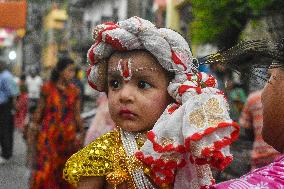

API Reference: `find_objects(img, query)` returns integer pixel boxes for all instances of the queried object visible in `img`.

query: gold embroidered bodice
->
[63,130,161,189]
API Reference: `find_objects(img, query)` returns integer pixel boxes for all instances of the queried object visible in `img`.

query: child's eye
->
[138,81,152,89]
[109,79,121,89]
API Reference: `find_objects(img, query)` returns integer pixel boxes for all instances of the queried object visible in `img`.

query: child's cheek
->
[145,92,170,116]
[107,94,118,119]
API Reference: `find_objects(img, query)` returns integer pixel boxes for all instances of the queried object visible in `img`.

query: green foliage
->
[188,0,284,47]
[248,0,273,15]
[248,0,284,15]
[189,0,250,47]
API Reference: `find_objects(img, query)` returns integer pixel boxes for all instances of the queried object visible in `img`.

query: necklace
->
[120,129,156,189]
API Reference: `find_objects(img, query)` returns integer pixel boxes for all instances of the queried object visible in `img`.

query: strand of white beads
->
[120,129,156,189]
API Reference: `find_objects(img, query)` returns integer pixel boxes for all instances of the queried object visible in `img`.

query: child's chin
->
[120,126,141,132]
[119,123,153,132]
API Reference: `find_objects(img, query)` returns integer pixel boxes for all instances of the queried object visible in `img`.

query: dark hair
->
[50,57,74,82]
[20,74,26,81]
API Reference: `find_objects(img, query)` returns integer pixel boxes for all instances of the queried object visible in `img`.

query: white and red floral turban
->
[87,16,239,189]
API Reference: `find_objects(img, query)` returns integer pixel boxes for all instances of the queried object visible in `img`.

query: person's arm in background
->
[5,76,19,109]
[30,96,45,129]
[239,95,254,141]
[74,89,85,145]
[28,85,46,141]
[31,82,48,125]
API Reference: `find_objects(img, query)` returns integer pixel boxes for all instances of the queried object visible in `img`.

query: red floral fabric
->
[14,92,28,131]
[30,82,80,189]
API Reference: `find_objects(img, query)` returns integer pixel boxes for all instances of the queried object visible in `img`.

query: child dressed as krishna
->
[63,16,239,189]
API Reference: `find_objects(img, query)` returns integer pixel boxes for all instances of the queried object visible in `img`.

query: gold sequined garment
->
[63,130,170,189]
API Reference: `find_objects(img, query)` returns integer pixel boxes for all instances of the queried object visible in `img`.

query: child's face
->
[107,51,172,132]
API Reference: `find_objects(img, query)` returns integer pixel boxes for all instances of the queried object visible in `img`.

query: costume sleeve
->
[63,131,117,186]
[183,92,239,170]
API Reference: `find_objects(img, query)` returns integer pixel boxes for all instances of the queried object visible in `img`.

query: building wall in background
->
[83,0,127,34]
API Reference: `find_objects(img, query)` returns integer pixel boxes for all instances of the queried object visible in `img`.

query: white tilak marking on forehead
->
[117,58,133,81]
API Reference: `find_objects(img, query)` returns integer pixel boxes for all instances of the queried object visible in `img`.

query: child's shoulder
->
[63,130,120,186]
[87,130,120,151]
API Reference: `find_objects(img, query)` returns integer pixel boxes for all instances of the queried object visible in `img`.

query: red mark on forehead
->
[118,58,132,81]
[121,59,130,78]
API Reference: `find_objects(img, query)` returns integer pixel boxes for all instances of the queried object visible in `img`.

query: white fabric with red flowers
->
[86,16,239,189]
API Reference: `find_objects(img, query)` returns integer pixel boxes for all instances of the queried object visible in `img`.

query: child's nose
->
[119,84,135,103]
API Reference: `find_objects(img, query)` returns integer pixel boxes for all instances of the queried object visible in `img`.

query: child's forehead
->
[108,52,163,70]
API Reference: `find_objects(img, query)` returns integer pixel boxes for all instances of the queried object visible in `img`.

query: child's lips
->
[119,109,136,119]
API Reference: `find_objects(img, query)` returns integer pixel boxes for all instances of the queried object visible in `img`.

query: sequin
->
[191,140,205,156]
[63,131,119,186]
[92,24,108,40]
[128,156,143,173]
[206,98,224,114]
[160,137,174,147]
[188,98,225,128]
[188,109,205,128]
[160,153,180,162]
